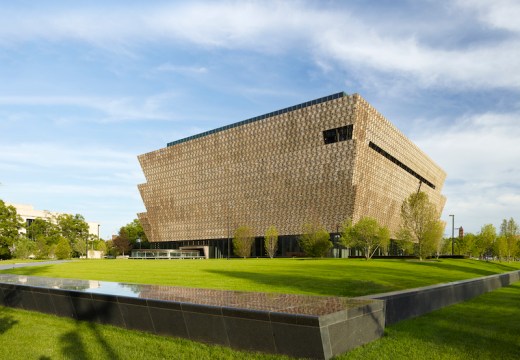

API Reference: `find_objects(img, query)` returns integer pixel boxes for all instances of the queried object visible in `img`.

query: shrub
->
[299,223,332,258]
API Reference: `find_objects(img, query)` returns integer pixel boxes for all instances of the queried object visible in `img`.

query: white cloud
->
[413,110,520,232]
[156,64,208,74]
[2,2,520,90]
[455,0,520,32]
[0,94,178,122]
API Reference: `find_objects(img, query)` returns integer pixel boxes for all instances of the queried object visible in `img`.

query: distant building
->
[8,203,100,237]
[137,92,446,257]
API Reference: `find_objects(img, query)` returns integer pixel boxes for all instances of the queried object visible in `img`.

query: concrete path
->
[0,260,71,271]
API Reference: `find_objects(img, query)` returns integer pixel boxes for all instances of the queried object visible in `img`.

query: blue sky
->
[0,0,519,238]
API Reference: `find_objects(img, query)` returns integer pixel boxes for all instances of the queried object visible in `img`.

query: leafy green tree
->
[27,218,61,258]
[73,237,87,258]
[0,200,24,259]
[264,226,278,258]
[494,236,508,261]
[299,223,332,258]
[105,239,117,257]
[55,236,72,259]
[57,214,89,254]
[440,237,453,256]
[13,236,36,259]
[34,235,50,259]
[27,217,59,242]
[233,226,255,258]
[340,217,390,260]
[456,232,477,257]
[398,192,444,260]
[118,219,149,249]
[94,239,107,254]
[475,224,496,259]
[499,218,518,262]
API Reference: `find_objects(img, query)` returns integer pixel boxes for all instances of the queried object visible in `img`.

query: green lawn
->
[0,259,45,264]
[0,281,519,359]
[1,258,519,359]
[341,282,520,360]
[0,306,289,360]
[2,258,519,297]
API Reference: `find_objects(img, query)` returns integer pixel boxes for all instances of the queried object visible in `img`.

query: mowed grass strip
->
[0,306,291,360]
[0,282,519,359]
[1,258,520,297]
[341,282,520,360]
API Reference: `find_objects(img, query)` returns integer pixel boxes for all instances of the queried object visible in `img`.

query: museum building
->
[137,92,446,258]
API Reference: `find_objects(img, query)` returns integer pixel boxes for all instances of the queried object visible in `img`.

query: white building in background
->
[7,203,100,237]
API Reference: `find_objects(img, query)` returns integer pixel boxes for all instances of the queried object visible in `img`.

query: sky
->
[0,0,519,238]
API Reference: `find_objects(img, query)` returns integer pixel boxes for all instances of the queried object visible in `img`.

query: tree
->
[112,228,132,256]
[264,226,278,258]
[475,224,496,259]
[57,214,89,256]
[27,218,61,259]
[13,236,36,259]
[340,217,390,260]
[73,237,87,258]
[233,226,255,258]
[0,200,24,259]
[118,219,149,249]
[34,235,50,259]
[299,223,332,258]
[105,239,117,257]
[398,192,444,260]
[113,231,132,256]
[55,236,72,259]
[499,218,518,262]
[456,232,477,257]
[94,239,107,254]
[440,237,453,256]
[494,236,508,261]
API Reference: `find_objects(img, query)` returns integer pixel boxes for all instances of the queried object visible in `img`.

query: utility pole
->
[449,214,455,256]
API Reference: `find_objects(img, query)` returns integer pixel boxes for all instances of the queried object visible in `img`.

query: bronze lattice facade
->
[137,92,446,256]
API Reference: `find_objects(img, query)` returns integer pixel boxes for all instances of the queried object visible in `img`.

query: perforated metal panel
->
[138,93,446,242]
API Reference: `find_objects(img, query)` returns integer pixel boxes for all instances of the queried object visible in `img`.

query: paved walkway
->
[0,260,71,271]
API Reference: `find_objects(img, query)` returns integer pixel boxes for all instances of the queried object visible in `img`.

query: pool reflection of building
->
[136,284,368,315]
[137,92,446,258]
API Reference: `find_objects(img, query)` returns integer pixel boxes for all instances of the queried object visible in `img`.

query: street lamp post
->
[227,211,230,260]
[449,214,455,256]
[137,238,142,250]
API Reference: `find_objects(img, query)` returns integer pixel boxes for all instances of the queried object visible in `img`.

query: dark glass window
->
[338,125,353,141]
[323,124,353,144]
[323,129,337,144]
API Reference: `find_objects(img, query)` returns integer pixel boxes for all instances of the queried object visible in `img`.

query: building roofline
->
[166,91,347,147]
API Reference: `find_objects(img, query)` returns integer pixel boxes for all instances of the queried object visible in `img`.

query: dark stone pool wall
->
[2,269,519,358]
[358,269,520,325]
[0,276,385,360]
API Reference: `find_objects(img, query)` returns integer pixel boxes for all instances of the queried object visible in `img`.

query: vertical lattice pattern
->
[138,93,446,242]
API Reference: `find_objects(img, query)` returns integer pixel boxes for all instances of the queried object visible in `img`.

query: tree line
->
[0,199,150,259]
[0,199,104,259]
[2,194,518,261]
[231,192,520,261]
[446,218,519,261]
